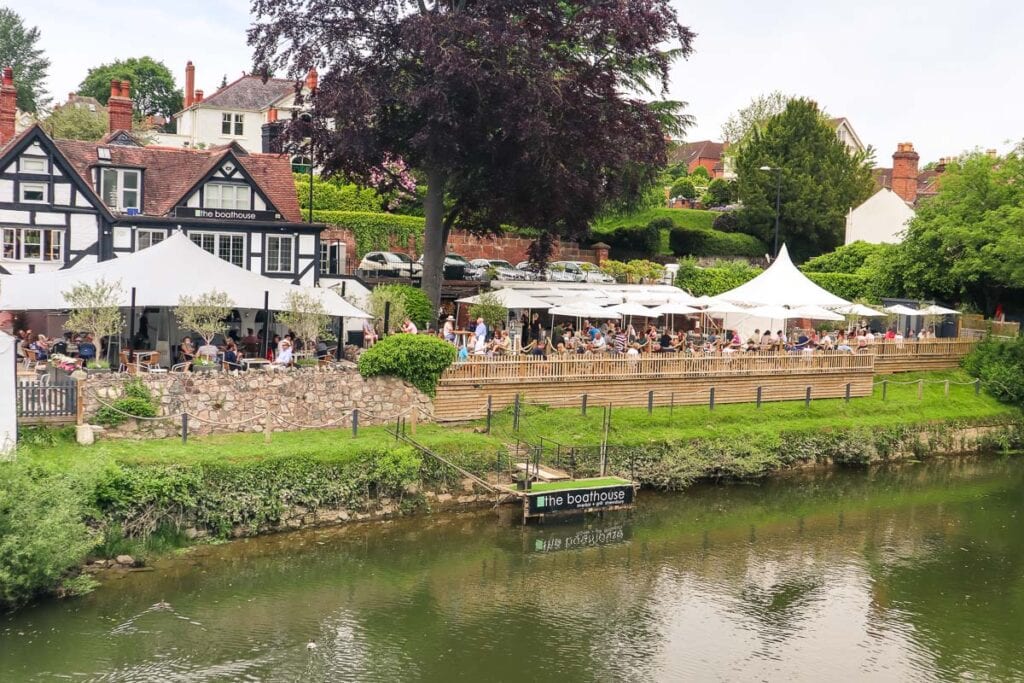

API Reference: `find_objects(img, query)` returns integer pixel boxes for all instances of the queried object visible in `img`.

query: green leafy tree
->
[689,165,711,182]
[78,57,183,120]
[369,284,433,332]
[670,178,697,200]
[801,240,891,274]
[41,104,108,141]
[675,257,762,296]
[276,290,334,352]
[720,90,791,150]
[899,146,1024,316]
[63,278,124,366]
[704,178,734,207]
[0,8,51,113]
[734,98,875,261]
[468,291,508,331]
[175,291,234,346]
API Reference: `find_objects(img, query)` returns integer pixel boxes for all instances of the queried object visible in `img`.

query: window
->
[2,227,62,262]
[137,229,165,251]
[99,168,141,212]
[265,235,294,273]
[204,183,252,210]
[320,241,344,275]
[20,183,46,203]
[222,113,244,136]
[21,158,46,173]
[190,232,245,268]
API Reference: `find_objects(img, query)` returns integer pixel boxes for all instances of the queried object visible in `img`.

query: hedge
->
[669,226,766,257]
[593,207,717,232]
[313,210,425,257]
[803,272,870,301]
[674,258,762,296]
[358,334,457,396]
[599,221,662,258]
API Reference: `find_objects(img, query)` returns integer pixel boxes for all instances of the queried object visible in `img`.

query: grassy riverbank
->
[4,370,1022,609]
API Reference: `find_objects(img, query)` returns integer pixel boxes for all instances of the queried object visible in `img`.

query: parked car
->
[415,253,484,280]
[544,261,584,282]
[358,251,422,278]
[567,261,616,284]
[470,258,534,281]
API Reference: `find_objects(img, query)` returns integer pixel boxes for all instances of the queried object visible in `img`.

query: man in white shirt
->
[401,318,418,334]
[474,317,487,341]
[591,332,607,353]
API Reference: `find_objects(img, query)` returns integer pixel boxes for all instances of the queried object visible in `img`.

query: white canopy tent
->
[548,304,621,321]
[717,244,851,308]
[606,302,658,318]
[0,232,370,319]
[456,288,552,310]
[788,305,845,321]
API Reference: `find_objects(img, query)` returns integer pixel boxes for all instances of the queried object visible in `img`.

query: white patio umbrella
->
[456,288,552,310]
[832,303,886,317]
[884,304,923,316]
[548,304,621,320]
[788,304,845,321]
[745,304,795,320]
[919,304,960,316]
[606,302,659,317]
[650,302,700,333]
[700,300,746,314]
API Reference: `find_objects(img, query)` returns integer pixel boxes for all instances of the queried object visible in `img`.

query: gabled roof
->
[54,138,302,221]
[185,75,296,112]
[668,140,725,166]
[716,244,850,308]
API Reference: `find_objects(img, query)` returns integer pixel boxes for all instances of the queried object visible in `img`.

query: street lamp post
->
[759,165,782,258]
[300,113,315,223]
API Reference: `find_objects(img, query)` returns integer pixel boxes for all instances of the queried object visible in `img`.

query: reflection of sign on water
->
[533,525,628,552]
[527,485,634,516]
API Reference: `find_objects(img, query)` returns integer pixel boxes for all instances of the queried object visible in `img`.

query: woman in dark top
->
[529,313,542,343]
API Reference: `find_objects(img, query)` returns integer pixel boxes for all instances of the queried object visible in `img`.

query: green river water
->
[2,456,1024,682]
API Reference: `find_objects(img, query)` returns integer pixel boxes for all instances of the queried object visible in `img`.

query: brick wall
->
[321,227,597,274]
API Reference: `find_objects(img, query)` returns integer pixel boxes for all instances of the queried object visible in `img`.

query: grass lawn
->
[529,477,633,493]
[18,371,1018,470]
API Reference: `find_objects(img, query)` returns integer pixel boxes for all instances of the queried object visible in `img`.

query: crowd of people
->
[15,330,97,365]
[175,327,332,370]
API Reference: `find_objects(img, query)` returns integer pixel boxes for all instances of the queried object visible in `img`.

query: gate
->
[16,378,79,424]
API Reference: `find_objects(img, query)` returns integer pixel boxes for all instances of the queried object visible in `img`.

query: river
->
[2,456,1023,682]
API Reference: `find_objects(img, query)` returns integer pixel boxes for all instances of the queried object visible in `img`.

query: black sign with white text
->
[527,485,635,515]
[174,207,282,222]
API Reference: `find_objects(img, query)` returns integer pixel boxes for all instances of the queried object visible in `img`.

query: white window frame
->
[320,241,344,276]
[20,182,47,203]
[222,112,244,136]
[21,157,46,173]
[1,227,63,262]
[204,183,252,210]
[99,168,141,212]
[265,235,294,274]
[189,231,246,268]
[137,229,166,251]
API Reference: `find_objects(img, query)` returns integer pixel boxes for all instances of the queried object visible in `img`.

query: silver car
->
[358,251,422,278]
[471,258,533,281]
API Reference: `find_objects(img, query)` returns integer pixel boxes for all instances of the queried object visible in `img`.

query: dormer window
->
[100,168,141,212]
[205,183,251,210]
[222,113,244,136]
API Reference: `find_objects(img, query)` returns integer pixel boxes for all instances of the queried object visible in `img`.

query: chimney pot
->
[110,79,120,99]
[891,141,920,205]
[185,60,195,108]
[120,80,131,98]
[195,89,204,103]
[267,108,278,123]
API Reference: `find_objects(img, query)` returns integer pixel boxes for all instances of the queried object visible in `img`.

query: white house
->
[844,188,915,244]
[154,61,316,159]
[829,117,866,156]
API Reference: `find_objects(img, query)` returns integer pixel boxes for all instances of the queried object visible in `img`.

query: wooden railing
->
[870,338,979,359]
[16,378,79,423]
[440,351,875,385]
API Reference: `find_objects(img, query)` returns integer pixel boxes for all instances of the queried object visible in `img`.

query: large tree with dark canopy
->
[0,8,51,113]
[249,0,694,311]
[78,57,183,121]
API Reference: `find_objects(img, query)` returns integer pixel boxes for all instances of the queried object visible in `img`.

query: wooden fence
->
[872,339,978,373]
[16,378,80,425]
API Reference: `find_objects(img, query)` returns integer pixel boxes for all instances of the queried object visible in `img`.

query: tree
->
[704,178,734,207]
[733,98,875,261]
[0,8,51,113]
[670,178,697,200]
[175,291,234,346]
[368,284,433,332]
[78,57,182,120]
[690,165,711,182]
[899,146,1024,316]
[250,1,695,311]
[41,104,107,141]
[276,290,333,353]
[62,279,124,366]
[720,90,791,149]
[467,292,507,332]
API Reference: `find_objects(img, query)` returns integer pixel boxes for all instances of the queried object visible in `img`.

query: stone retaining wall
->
[82,367,433,439]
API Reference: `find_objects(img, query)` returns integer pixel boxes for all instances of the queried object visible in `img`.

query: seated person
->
[442,316,456,343]
[489,330,511,355]
[590,331,608,353]
[316,340,329,359]
[178,337,196,365]
[223,341,240,368]
[77,335,97,363]
[273,340,294,367]
[30,334,50,361]
[197,339,219,361]
[363,319,380,347]
[657,331,674,352]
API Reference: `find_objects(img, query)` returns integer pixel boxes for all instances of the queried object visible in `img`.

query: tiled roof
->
[192,75,296,112]
[668,140,725,166]
[55,138,302,221]
[872,167,943,203]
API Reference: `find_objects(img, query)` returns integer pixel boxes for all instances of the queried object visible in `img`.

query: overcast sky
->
[13,0,1021,166]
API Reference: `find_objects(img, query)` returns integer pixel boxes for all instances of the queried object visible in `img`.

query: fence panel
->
[16,379,78,420]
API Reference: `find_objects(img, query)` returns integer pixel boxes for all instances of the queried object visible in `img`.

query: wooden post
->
[383,301,391,338]
[647,390,654,415]
[845,383,851,402]
[513,394,520,432]
[756,386,762,409]
[805,386,811,408]
[975,378,981,396]
[352,408,359,438]
[917,379,924,400]
[581,393,587,416]
[264,424,272,444]
[181,412,188,444]
[75,379,84,425]
[669,392,675,417]
[486,396,492,433]
[882,380,888,401]
[944,380,950,397]
[709,387,715,411]
[409,407,418,435]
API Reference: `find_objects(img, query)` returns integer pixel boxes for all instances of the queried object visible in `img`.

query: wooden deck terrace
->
[433,340,979,421]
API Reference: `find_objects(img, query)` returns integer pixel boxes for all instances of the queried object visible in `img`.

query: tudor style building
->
[0,71,322,285]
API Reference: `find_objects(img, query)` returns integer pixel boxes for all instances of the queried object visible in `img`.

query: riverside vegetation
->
[2,369,1021,610]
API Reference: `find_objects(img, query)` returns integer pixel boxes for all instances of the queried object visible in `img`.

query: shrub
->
[675,258,762,296]
[295,174,383,213]
[712,211,739,233]
[803,272,869,301]
[0,464,94,609]
[369,284,433,331]
[358,334,457,395]
[963,337,1024,406]
[93,378,159,427]
[670,178,696,200]
[801,241,894,274]
[690,165,711,181]
[312,210,425,257]
[705,178,734,207]
[669,226,766,257]
[601,221,662,258]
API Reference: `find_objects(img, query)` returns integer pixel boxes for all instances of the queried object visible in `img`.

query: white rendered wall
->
[0,332,16,456]
[845,189,915,245]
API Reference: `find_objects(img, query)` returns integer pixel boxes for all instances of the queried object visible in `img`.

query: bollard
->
[670,392,675,417]
[882,380,888,401]
[805,386,811,408]
[395,415,401,441]
[181,412,188,444]
[264,425,272,444]
[409,408,418,435]
[352,409,359,438]
[944,380,950,397]
[513,394,521,432]
[582,393,588,416]
[647,390,654,415]
[918,379,924,400]
[486,396,492,434]
[709,387,715,411]
[845,383,851,403]
[756,386,762,409]
[383,301,391,338]
[975,379,981,396]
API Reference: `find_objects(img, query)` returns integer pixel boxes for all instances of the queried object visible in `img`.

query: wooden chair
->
[140,351,165,373]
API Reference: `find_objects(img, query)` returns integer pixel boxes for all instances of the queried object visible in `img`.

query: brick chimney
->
[184,60,195,108]
[305,67,318,92]
[0,67,16,146]
[891,142,919,204]
[194,89,204,103]
[107,79,134,133]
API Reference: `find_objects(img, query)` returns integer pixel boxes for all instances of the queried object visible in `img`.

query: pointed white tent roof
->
[0,231,370,318]
[716,244,850,308]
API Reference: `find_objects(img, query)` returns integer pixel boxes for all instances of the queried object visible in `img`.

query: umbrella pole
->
[128,287,136,351]
[261,290,270,359]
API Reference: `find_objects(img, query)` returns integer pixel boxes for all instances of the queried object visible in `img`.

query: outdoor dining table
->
[240,358,271,370]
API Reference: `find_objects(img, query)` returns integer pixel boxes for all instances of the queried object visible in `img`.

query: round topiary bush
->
[357,334,457,396]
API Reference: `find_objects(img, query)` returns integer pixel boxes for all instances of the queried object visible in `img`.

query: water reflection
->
[1,457,1022,682]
